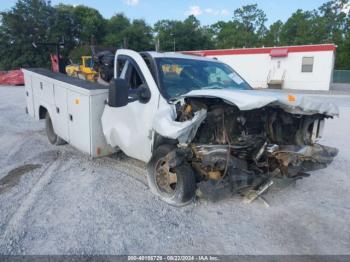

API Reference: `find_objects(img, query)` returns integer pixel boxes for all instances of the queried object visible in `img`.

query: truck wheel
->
[45,112,66,146]
[147,145,196,207]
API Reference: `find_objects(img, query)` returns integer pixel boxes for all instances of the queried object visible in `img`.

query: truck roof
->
[146,51,220,62]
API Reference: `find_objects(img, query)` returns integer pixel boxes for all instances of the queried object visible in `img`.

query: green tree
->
[211,21,240,48]
[73,5,106,44]
[123,19,153,51]
[103,13,130,48]
[263,20,283,46]
[154,15,214,51]
[314,0,350,69]
[212,4,267,48]
[279,9,316,45]
[50,4,79,55]
[0,0,55,70]
[233,4,267,45]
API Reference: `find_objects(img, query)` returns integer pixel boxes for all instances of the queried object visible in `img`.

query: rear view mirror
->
[108,78,128,107]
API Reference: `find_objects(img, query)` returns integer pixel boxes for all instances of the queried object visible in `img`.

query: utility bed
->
[23,68,114,157]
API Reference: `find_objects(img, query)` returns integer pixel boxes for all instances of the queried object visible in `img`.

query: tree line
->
[0,0,349,70]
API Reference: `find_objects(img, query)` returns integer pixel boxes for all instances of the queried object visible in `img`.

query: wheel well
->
[153,133,177,152]
[39,106,47,120]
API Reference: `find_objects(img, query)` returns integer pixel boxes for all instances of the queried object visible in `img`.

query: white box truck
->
[23,49,338,206]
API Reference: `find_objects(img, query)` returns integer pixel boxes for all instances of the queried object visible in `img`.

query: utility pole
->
[155,38,160,52]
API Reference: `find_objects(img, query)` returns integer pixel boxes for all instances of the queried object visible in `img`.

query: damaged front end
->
[153,96,338,201]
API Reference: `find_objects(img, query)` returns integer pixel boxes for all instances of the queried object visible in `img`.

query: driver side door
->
[102,50,160,162]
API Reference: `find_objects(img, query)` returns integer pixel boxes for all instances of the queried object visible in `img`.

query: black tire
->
[45,112,66,146]
[147,145,196,207]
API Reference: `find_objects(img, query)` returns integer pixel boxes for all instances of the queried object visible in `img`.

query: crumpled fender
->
[152,105,207,144]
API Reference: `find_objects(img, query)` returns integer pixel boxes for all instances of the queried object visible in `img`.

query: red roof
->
[183,44,336,57]
[270,48,288,57]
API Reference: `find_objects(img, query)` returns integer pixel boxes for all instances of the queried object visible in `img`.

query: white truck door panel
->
[23,74,35,118]
[53,85,69,142]
[102,50,160,162]
[67,90,91,155]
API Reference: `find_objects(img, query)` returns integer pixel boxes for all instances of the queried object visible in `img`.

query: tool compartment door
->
[23,73,35,118]
[67,90,91,155]
[32,77,54,106]
[53,85,69,142]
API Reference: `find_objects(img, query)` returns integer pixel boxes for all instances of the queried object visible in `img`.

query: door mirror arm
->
[108,79,151,107]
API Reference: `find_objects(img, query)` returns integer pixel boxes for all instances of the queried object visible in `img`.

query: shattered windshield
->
[156,57,251,99]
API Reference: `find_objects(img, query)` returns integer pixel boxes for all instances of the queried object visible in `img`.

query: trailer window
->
[302,57,314,73]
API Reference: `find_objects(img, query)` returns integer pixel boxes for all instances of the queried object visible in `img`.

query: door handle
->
[56,107,60,114]
[69,114,73,121]
[40,82,43,90]
[26,91,29,97]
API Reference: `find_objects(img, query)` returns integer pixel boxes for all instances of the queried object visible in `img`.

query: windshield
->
[155,57,251,99]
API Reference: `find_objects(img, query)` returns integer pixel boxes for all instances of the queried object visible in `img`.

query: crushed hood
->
[180,89,339,117]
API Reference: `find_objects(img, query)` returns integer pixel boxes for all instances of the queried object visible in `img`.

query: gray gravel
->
[0,86,349,255]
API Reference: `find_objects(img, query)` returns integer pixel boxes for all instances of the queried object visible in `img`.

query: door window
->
[127,63,144,89]
[117,58,127,78]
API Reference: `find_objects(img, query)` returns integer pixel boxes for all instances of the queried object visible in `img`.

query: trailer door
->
[102,50,160,162]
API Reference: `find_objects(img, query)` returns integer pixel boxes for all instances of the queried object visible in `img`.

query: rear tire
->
[147,145,196,207]
[45,112,66,146]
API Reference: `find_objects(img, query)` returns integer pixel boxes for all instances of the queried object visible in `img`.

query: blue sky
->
[1,0,329,26]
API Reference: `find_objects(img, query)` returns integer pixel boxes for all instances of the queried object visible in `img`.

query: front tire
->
[147,145,196,207]
[45,112,66,146]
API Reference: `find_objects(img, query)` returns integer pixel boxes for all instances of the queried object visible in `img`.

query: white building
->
[184,44,336,91]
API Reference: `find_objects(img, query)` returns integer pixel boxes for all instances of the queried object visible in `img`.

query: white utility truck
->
[23,49,338,206]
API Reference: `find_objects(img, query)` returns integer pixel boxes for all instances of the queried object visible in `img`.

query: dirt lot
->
[0,86,349,255]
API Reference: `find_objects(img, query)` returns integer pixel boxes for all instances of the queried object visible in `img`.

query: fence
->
[333,70,350,83]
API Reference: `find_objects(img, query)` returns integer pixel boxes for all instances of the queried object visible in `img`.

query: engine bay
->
[172,97,338,198]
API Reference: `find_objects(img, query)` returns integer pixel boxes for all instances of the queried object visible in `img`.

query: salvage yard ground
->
[0,85,349,255]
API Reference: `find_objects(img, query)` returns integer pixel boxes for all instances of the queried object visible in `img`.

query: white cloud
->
[204,8,214,14]
[125,0,139,6]
[220,9,230,16]
[205,7,231,16]
[342,3,350,14]
[186,6,230,17]
[185,6,202,16]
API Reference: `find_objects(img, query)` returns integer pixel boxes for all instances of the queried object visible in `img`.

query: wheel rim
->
[155,158,178,195]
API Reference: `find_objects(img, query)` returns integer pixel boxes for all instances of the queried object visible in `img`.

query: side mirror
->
[138,84,151,104]
[108,78,128,107]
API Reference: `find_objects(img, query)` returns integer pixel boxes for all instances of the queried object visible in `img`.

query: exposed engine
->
[174,97,338,197]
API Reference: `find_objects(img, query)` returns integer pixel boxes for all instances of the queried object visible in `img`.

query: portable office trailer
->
[184,44,336,91]
[23,69,114,157]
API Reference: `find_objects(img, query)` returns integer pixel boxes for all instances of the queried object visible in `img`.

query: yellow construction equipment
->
[66,56,98,82]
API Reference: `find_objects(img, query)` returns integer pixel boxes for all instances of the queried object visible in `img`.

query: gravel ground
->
[0,85,349,255]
